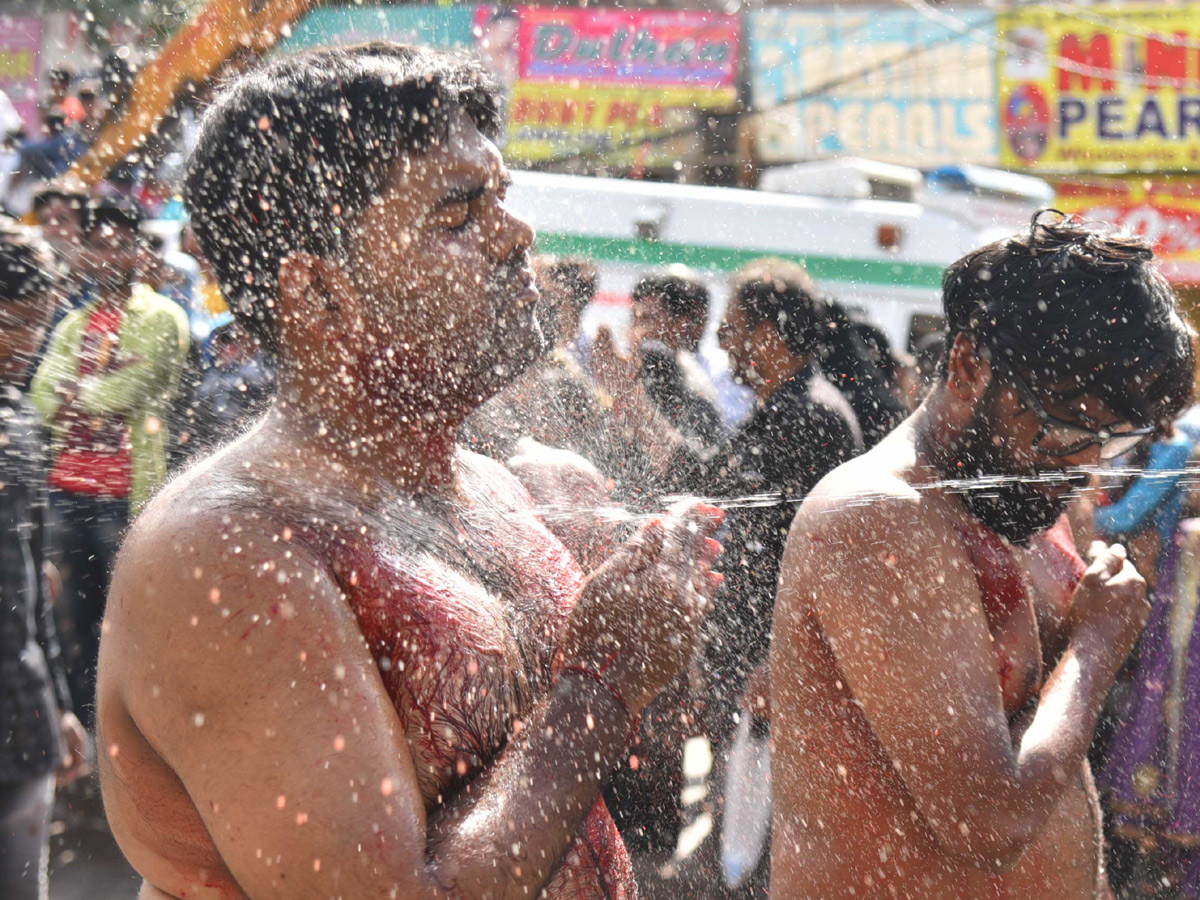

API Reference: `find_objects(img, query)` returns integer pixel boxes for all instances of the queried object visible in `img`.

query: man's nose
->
[491,209,535,262]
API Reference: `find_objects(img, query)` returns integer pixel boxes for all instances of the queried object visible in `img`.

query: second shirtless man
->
[95,45,723,900]
[772,213,1194,898]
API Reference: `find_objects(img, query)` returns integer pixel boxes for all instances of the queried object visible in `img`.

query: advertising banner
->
[748,9,996,166]
[1055,178,1200,284]
[0,15,42,134]
[482,6,739,165]
[998,6,1200,173]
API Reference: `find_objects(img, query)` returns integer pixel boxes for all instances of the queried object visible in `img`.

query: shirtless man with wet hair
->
[96,44,723,900]
[771,213,1195,899]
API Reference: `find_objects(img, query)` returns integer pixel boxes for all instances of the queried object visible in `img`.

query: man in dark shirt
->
[0,220,86,900]
[702,260,862,715]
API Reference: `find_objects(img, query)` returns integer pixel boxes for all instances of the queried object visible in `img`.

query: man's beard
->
[481,302,545,394]
[948,395,1088,545]
[477,254,545,395]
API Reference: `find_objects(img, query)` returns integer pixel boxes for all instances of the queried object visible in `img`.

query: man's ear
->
[946,332,993,402]
[277,252,361,343]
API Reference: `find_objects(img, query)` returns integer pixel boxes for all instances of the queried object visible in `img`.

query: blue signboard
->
[749,8,998,166]
[279,5,478,54]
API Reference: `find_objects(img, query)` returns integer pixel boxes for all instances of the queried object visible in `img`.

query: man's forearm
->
[984,624,1127,859]
[1016,624,1123,782]
[427,669,630,900]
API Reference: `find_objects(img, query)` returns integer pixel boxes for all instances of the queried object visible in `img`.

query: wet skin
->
[771,336,1150,899]
[97,114,722,900]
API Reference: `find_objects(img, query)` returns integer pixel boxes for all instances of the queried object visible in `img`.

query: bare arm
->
[774,493,1146,867]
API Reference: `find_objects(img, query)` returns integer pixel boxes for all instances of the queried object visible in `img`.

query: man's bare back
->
[97,426,635,900]
[771,421,1128,899]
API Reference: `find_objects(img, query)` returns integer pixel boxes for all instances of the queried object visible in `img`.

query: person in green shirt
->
[30,196,188,726]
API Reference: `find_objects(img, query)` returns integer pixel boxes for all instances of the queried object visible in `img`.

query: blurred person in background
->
[42,69,83,130]
[852,319,913,423]
[16,113,86,185]
[819,300,909,448]
[137,232,189,312]
[1091,415,1200,898]
[75,82,102,144]
[96,53,136,137]
[30,196,189,727]
[631,267,727,446]
[913,330,947,394]
[30,185,90,311]
[540,255,594,358]
[700,259,862,733]
[0,90,23,212]
[186,320,275,456]
[0,220,86,900]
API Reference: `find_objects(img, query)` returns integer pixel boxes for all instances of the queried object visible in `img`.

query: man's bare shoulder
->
[117,444,288,572]
[796,439,929,539]
[782,436,970,613]
[106,445,346,685]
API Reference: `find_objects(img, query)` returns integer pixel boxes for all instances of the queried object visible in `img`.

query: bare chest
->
[324,512,583,804]
[959,517,1083,716]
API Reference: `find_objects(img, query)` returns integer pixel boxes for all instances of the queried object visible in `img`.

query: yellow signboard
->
[998,6,1200,174]
[504,82,732,163]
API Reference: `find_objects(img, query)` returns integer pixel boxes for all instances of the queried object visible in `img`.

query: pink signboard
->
[516,7,738,88]
[0,15,42,134]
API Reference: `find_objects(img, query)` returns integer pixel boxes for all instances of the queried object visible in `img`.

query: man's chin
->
[959,488,1068,546]
[476,319,545,397]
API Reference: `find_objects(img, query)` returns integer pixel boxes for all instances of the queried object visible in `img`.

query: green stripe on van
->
[534,232,946,289]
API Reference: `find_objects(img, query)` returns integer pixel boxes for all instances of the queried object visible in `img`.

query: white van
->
[507,168,1051,352]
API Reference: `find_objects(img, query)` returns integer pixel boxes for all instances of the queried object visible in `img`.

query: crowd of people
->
[3,41,1200,900]
[1,60,142,218]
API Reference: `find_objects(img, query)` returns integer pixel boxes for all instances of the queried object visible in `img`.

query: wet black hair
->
[942,209,1195,428]
[730,257,826,357]
[0,218,59,302]
[82,196,144,238]
[632,267,710,322]
[539,256,597,310]
[183,42,502,356]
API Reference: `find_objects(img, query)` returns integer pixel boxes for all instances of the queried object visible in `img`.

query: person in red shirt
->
[31,197,189,727]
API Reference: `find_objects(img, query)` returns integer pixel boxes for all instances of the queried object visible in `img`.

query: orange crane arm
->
[70,0,318,186]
